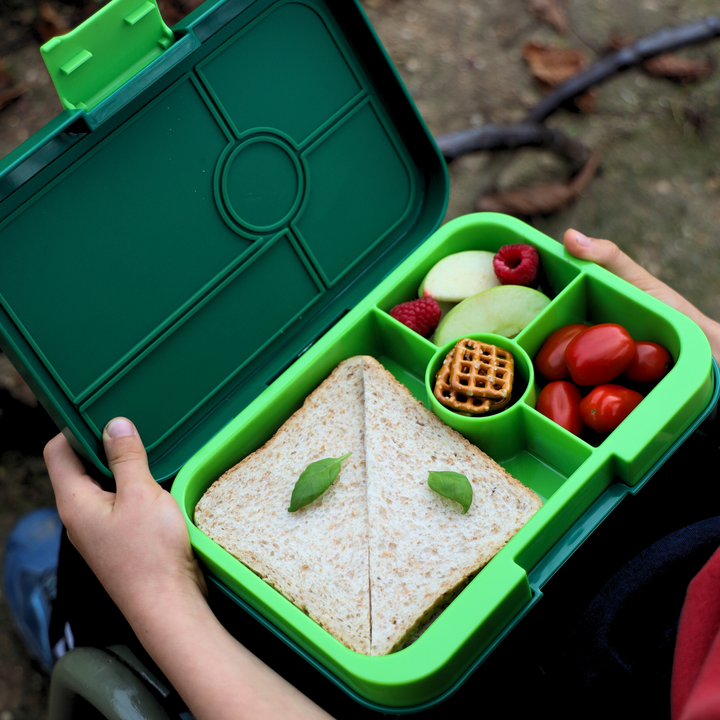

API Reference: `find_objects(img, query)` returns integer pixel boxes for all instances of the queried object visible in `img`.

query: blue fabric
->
[2,507,62,674]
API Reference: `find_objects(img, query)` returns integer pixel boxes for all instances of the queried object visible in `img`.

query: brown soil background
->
[0,0,719,716]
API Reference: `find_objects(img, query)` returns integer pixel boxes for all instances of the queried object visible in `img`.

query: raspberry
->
[493,244,540,286]
[389,297,442,337]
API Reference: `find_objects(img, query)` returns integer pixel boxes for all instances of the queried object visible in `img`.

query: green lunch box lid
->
[0,0,449,481]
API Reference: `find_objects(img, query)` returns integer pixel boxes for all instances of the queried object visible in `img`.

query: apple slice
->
[419,251,499,303]
[433,285,551,345]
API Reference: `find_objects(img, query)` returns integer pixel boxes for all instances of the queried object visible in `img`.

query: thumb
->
[103,417,155,489]
[563,228,658,292]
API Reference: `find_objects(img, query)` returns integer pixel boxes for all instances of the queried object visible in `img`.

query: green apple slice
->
[433,285,551,345]
[419,250,499,303]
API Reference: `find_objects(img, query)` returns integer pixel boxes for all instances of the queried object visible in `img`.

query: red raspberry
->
[493,244,540,286]
[389,297,442,337]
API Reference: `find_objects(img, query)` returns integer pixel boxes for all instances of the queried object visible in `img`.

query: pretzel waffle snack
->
[449,339,515,400]
[433,347,512,416]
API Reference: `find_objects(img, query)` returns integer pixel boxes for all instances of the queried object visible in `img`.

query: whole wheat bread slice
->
[362,356,542,655]
[195,355,542,657]
[194,356,371,654]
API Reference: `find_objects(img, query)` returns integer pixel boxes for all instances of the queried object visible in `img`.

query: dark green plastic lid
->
[0,0,449,480]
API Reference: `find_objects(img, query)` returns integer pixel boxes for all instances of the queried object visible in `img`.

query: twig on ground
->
[435,15,720,161]
[526,14,720,123]
[435,123,591,168]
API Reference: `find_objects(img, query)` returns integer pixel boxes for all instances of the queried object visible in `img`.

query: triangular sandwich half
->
[194,357,371,654]
[361,356,542,655]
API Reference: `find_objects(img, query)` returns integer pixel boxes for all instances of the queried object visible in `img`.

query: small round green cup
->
[425,334,536,455]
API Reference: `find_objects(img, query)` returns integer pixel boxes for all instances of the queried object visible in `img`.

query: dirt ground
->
[0,0,719,717]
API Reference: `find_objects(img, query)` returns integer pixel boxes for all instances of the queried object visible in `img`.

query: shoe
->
[3,507,62,674]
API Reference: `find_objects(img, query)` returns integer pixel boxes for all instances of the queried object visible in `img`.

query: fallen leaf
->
[522,40,595,111]
[527,0,569,34]
[572,89,597,114]
[477,151,600,217]
[37,1,71,42]
[523,41,588,85]
[603,34,632,53]
[0,354,38,408]
[643,54,714,84]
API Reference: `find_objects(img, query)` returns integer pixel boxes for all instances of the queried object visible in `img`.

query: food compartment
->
[425,334,534,453]
[516,271,691,468]
[375,212,583,331]
[517,272,680,359]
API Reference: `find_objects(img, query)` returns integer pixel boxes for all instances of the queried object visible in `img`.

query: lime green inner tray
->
[172,212,714,710]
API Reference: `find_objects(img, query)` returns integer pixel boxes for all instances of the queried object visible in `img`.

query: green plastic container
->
[173,213,714,709]
[0,0,715,712]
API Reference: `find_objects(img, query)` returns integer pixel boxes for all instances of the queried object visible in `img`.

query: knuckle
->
[603,239,621,261]
[43,434,63,464]
[108,438,147,467]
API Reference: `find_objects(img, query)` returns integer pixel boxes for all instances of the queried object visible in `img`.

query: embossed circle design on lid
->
[216,135,304,234]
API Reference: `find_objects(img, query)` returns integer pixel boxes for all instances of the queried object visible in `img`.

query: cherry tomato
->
[579,384,643,433]
[534,323,588,381]
[623,341,672,383]
[565,323,635,386]
[536,381,584,436]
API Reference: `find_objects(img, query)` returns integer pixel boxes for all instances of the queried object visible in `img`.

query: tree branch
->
[435,123,591,166]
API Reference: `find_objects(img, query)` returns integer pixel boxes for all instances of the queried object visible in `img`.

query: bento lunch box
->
[0,0,715,712]
[172,213,714,709]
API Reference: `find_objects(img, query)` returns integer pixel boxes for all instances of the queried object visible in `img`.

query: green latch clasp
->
[40,0,174,112]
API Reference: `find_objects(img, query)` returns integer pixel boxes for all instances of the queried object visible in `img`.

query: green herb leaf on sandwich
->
[428,471,473,514]
[288,453,352,512]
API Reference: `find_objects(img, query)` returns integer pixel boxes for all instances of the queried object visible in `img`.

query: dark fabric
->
[557,516,720,719]
[49,525,136,651]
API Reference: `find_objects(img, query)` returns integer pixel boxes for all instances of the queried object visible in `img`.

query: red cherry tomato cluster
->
[534,323,672,437]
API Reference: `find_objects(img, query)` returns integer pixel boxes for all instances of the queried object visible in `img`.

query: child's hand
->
[44,417,207,627]
[564,229,720,362]
[46,419,333,719]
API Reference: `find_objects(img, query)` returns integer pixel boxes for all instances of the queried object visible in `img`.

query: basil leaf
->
[428,471,473,514]
[288,453,352,512]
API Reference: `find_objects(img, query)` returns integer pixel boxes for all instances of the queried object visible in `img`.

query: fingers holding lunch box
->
[44,418,207,615]
[563,228,720,361]
[102,417,156,495]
